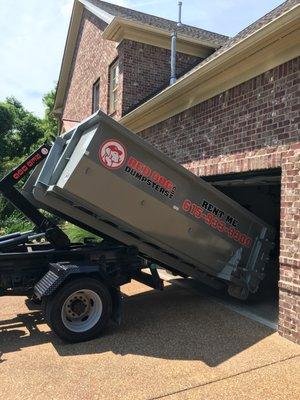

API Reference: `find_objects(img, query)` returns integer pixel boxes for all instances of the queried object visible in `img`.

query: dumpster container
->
[31,111,275,299]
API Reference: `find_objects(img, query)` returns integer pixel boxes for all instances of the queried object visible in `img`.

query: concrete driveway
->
[0,281,299,400]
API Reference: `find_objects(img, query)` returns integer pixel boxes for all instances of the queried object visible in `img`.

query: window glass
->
[109,61,119,114]
[92,79,100,113]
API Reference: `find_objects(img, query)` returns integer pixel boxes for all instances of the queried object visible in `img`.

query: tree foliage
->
[41,88,59,139]
[0,87,59,232]
[0,97,44,163]
[0,89,59,176]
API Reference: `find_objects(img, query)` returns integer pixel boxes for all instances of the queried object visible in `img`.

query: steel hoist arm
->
[0,143,70,249]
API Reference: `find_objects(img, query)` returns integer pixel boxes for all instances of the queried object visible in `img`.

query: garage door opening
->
[204,168,281,327]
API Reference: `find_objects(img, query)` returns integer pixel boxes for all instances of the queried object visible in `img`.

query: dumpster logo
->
[99,140,127,170]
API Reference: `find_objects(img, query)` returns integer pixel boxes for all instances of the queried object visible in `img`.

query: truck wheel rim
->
[61,289,103,333]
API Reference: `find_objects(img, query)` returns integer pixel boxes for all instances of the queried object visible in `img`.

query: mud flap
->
[110,287,123,325]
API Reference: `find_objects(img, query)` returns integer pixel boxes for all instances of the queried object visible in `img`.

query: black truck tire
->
[43,277,112,343]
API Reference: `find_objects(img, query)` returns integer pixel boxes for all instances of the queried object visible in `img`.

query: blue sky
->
[0,0,283,117]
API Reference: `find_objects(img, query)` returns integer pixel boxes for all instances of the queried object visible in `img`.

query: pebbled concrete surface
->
[0,281,299,400]
[160,272,279,329]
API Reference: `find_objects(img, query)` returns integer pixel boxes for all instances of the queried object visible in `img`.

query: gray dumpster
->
[31,111,275,298]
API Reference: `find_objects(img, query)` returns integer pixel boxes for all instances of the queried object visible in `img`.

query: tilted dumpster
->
[32,111,275,299]
[0,110,275,342]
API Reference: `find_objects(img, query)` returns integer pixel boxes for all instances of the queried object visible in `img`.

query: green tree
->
[0,90,58,232]
[0,102,13,133]
[0,97,45,165]
[41,88,59,139]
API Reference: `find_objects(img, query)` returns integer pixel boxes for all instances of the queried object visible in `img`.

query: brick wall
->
[119,40,201,115]
[61,12,200,131]
[139,57,300,344]
[62,10,119,130]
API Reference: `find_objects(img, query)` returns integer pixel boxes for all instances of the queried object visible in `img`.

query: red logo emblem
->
[99,140,126,170]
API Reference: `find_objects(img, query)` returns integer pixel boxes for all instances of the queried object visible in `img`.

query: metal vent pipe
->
[170,1,183,85]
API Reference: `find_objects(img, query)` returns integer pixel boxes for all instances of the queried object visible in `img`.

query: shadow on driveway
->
[0,284,274,367]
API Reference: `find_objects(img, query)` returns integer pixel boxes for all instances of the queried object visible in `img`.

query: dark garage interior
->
[204,168,281,326]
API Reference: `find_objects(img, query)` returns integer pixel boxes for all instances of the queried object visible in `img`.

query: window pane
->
[92,80,100,113]
[109,61,119,113]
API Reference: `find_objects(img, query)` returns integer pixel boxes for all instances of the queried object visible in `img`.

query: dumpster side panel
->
[33,111,275,291]
[54,157,234,273]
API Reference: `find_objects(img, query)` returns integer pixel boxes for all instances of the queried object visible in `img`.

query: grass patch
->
[0,213,102,244]
[0,212,34,235]
[62,222,101,243]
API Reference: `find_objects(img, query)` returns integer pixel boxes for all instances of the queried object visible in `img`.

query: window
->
[92,79,100,113]
[109,60,119,114]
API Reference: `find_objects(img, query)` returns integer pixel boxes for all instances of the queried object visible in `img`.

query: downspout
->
[170,1,183,85]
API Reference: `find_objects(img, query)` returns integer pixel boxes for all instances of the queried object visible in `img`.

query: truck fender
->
[34,262,109,299]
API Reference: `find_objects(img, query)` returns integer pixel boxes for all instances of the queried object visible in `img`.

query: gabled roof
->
[54,0,229,114]
[87,0,228,46]
[54,0,299,122]
[120,0,300,132]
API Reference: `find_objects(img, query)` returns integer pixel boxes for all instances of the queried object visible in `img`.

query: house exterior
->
[54,0,300,344]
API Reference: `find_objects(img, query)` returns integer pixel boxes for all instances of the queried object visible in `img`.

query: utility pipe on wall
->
[170,1,183,85]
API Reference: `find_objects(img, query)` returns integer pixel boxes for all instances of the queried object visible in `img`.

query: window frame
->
[109,60,119,114]
[92,78,100,114]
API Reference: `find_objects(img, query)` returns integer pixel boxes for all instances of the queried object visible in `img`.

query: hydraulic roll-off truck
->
[0,111,275,342]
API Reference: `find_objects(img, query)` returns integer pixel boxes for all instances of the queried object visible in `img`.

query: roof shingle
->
[183,0,300,78]
[120,0,299,114]
[87,0,229,47]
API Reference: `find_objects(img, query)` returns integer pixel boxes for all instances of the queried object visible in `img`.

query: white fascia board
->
[78,0,114,23]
